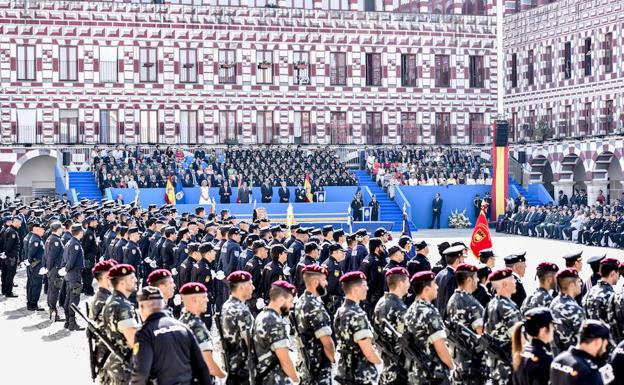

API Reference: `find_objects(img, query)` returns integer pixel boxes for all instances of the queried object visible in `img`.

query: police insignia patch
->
[334,271,339,277]
[133,342,140,355]
[34,242,38,247]
[55,242,59,247]
[205,276,210,282]
[75,245,79,250]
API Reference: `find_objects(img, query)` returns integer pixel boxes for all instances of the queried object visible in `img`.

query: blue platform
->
[68,172,102,201]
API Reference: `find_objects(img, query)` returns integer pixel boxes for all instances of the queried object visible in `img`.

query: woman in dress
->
[198,179,211,204]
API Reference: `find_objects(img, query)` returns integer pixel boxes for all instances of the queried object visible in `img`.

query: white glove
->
[255,298,265,310]
[58,267,67,277]
[0,253,6,259]
[149,261,157,268]
[144,258,154,264]
[215,270,225,280]
[210,270,217,278]
[173,294,182,306]
[288,379,300,385]
[374,362,384,376]
[24,260,31,267]
[98,256,104,262]
[171,268,178,276]
[283,265,291,276]
[39,267,48,276]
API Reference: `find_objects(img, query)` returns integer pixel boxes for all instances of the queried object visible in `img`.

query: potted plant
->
[295,60,307,70]
[534,118,552,142]
[219,61,235,69]
[258,60,272,70]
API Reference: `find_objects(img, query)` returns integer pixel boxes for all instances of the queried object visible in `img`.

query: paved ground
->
[0,230,623,383]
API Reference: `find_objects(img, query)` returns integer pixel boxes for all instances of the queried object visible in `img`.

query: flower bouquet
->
[448,209,472,229]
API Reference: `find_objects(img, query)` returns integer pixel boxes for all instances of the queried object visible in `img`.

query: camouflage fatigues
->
[404,298,449,385]
[253,308,291,385]
[179,310,214,352]
[582,280,614,324]
[484,295,521,385]
[550,293,585,355]
[446,289,486,385]
[520,287,553,314]
[334,299,378,385]
[372,292,408,385]
[101,290,140,385]
[89,287,113,385]
[294,291,333,385]
[608,288,624,342]
[220,296,254,382]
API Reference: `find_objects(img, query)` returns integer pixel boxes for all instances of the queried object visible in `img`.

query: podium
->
[362,206,372,222]
[314,191,326,202]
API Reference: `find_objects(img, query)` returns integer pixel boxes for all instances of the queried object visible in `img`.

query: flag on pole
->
[165,177,176,204]
[401,203,412,238]
[470,208,493,258]
[347,205,353,233]
[210,197,216,214]
[236,175,242,203]
[174,177,186,204]
[285,203,295,228]
[304,172,313,202]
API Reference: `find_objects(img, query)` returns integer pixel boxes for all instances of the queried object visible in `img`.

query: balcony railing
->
[17,60,36,80]
[99,60,118,83]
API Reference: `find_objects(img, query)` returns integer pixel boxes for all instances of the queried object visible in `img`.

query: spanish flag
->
[165,176,176,204]
[470,208,492,258]
[304,172,313,202]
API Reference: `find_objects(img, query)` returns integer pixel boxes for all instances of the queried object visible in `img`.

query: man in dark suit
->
[278,180,290,203]
[237,181,252,204]
[260,180,273,203]
[431,192,442,229]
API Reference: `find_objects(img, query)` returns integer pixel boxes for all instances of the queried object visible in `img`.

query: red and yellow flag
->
[165,176,176,204]
[470,209,492,258]
[304,172,313,202]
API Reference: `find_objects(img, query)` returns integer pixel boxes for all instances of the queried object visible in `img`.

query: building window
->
[217,0,240,5]
[219,110,237,142]
[469,113,486,144]
[365,112,383,144]
[429,0,453,14]
[581,102,592,135]
[400,112,419,144]
[180,110,198,144]
[99,47,118,83]
[99,110,118,144]
[59,109,80,144]
[544,46,553,83]
[364,0,376,11]
[17,45,36,81]
[294,111,311,144]
[329,111,348,144]
[511,53,518,88]
[435,112,452,145]
[59,46,78,81]
[139,48,158,82]
[526,50,534,86]
[435,54,450,88]
[17,109,38,144]
[401,54,417,87]
[256,111,276,144]
[180,48,197,83]
[461,0,485,15]
[218,50,237,84]
[469,55,484,88]
[584,38,592,76]
[605,100,614,133]
[140,110,158,143]
[330,52,347,85]
[285,0,313,7]
[604,33,613,74]
[511,112,518,142]
[527,110,536,139]
[564,42,572,79]
[365,53,382,86]
[328,0,349,10]
[293,51,310,85]
[256,50,273,84]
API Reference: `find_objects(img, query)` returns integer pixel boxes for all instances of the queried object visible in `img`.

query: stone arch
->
[529,155,554,194]
[12,150,60,201]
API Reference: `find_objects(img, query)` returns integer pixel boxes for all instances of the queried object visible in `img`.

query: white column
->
[586,181,609,207]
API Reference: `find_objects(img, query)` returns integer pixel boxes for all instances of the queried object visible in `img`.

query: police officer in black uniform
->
[82,215,99,296]
[0,216,22,297]
[123,227,143,277]
[505,252,528,308]
[45,221,65,320]
[321,243,346,319]
[25,220,46,311]
[261,244,289,300]
[359,237,386,318]
[61,224,86,331]
[131,285,212,385]
[294,242,320,295]
[512,307,558,385]
[178,242,201,288]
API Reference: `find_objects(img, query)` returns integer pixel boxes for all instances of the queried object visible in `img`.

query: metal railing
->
[99,60,118,83]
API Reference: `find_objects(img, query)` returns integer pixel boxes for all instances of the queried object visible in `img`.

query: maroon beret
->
[302,264,328,276]
[619,262,624,273]
[92,259,118,274]
[385,266,409,278]
[488,267,514,282]
[339,271,367,284]
[410,270,435,283]
[272,280,296,296]
[536,262,559,273]
[146,269,173,285]
[601,257,620,266]
[556,267,579,280]
[455,263,478,273]
[179,282,208,295]
[108,264,135,278]
[226,271,252,283]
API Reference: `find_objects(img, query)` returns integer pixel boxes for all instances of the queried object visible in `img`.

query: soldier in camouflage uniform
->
[404,271,454,385]
[253,281,300,385]
[520,261,558,314]
[179,282,226,379]
[334,271,383,385]
[101,264,140,385]
[372,267,409,385]
[550,267,585,355]
[608,262,624,342]
[445,264,486,385]
[293,265,335,385]
[583,257,619,325]
[89,260,117,385]
[220,271,255,385]
[484,268,522,385]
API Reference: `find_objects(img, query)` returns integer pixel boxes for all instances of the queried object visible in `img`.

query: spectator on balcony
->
[596,189,606,206]
[369,195,380,221]
[198,180,211,205]
[218,180,232,204]
[557,190,568,207]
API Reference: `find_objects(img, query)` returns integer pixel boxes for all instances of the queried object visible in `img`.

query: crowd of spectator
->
[497,188,624,249]
[91,145,357,195]
[365,146,491,198]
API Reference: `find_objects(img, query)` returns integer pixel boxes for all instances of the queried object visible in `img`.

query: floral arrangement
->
[448,209,472,229]
[295,60,308,70]
[219,61,236,69]
[258,60,272,69]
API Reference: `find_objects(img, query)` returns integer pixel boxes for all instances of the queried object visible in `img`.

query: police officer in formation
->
[4,195,624,385]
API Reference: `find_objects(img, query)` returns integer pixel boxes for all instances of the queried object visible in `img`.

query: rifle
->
[71,304,129,379]
[288,312,311,381]
[382,319,445,379]
[245,327,258,385]
[85,302,99,381]
[372,324,400,361]
[213,312,230,374]
[444,320,481,356]
[479,333,512,366]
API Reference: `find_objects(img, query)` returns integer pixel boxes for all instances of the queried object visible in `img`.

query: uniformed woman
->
[511,307,558,385]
